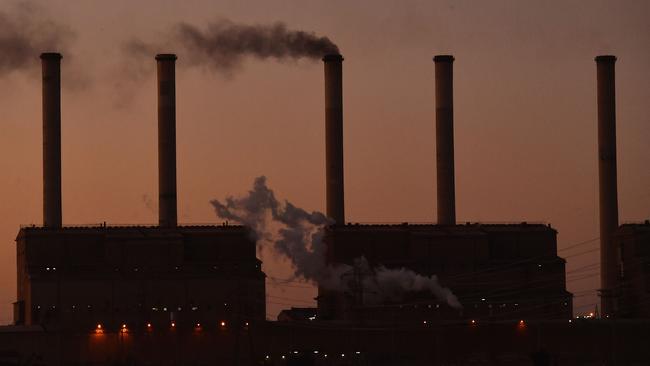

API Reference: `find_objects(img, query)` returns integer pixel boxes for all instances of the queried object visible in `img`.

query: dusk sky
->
[0,0,648,322]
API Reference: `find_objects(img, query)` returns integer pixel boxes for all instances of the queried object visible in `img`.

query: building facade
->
[318,223,572,322]
[615,222,650,318]
[14,225,265,331]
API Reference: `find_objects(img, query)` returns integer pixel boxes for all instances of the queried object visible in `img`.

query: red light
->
[95,324,103,334]
[518,320,525,327]
[171,322,176,328]
[220,321,226,327]
[471,319,476,325]
[147,323,152,329]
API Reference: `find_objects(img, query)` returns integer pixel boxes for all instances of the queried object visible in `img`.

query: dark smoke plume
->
[124,19,339,75]
[211,176,461,309]
[177,19,339,71]
[0,2,73,76]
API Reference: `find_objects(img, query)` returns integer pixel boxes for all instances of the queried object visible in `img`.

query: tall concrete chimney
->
[323,54,345,225]
[41,53,62,228]
[595,55,619,317]
[433,55,456,225]
[156,54,178,228]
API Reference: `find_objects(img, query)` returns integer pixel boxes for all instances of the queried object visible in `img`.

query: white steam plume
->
[210,176,461,309]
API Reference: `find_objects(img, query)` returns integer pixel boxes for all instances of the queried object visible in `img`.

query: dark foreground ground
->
[0,319,648,365]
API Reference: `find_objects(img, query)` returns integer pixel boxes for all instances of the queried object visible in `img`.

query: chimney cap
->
[40,52,62,60]
[433,55,454,63]
[156,53,178,61]
[322,54,344,62]
[595,55,617,63]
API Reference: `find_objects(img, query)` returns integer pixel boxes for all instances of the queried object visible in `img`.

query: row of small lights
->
[95,320,244,333]
[37,304,231,311]
[264,351,363,361]
[42,265,258,272]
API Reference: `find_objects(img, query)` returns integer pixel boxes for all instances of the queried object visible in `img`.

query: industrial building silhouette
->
[2,51,649,364]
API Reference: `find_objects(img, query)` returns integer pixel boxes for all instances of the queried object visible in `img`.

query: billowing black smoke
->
[0,2,73,76]
[211,176,461,309]
[177,20,339,71]
[125,19,339,74]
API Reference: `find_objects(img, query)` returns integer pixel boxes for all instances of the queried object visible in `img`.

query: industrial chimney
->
[323,54,345,225]
[41,53,62,228]
[433,55,456,225]
[595,55,619,317]
[156,54,178,228]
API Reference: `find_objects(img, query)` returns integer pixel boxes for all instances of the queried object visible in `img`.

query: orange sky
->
[0,0,649,322]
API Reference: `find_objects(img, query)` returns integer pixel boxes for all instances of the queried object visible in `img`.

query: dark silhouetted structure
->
[156,54,178,228]
[13,225,265,329]
[318,223,572,322]
[5,51,650,366]
[434,55,456,225]
[41,53,63,228]
[13,54,265,330]
[595,55,619,318]
[615,222,650,318]
[323,54,345,225]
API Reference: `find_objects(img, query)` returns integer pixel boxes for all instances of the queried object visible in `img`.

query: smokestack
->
[41,53,62,228]
[595,55,619,317]
[156,54,178,228]
[323,54,345,225]
[433,55,456,225]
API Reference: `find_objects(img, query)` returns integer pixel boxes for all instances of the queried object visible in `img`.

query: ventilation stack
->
[323,54,345,225]
[433,55,456,225]
[41,53,63,228]
[156,54,178,228]
[595,55,619,317]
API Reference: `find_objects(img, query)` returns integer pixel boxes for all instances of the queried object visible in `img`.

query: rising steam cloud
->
[125,19,339,75]
[0,2,73,76]
[211,176,461,309]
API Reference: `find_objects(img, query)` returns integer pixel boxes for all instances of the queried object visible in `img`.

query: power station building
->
[10,50,647,336]
[2,49,649,365]
[318,223,572,322]
[615,222,650,318]
[13,53,266,331]
[14,225,265,330]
